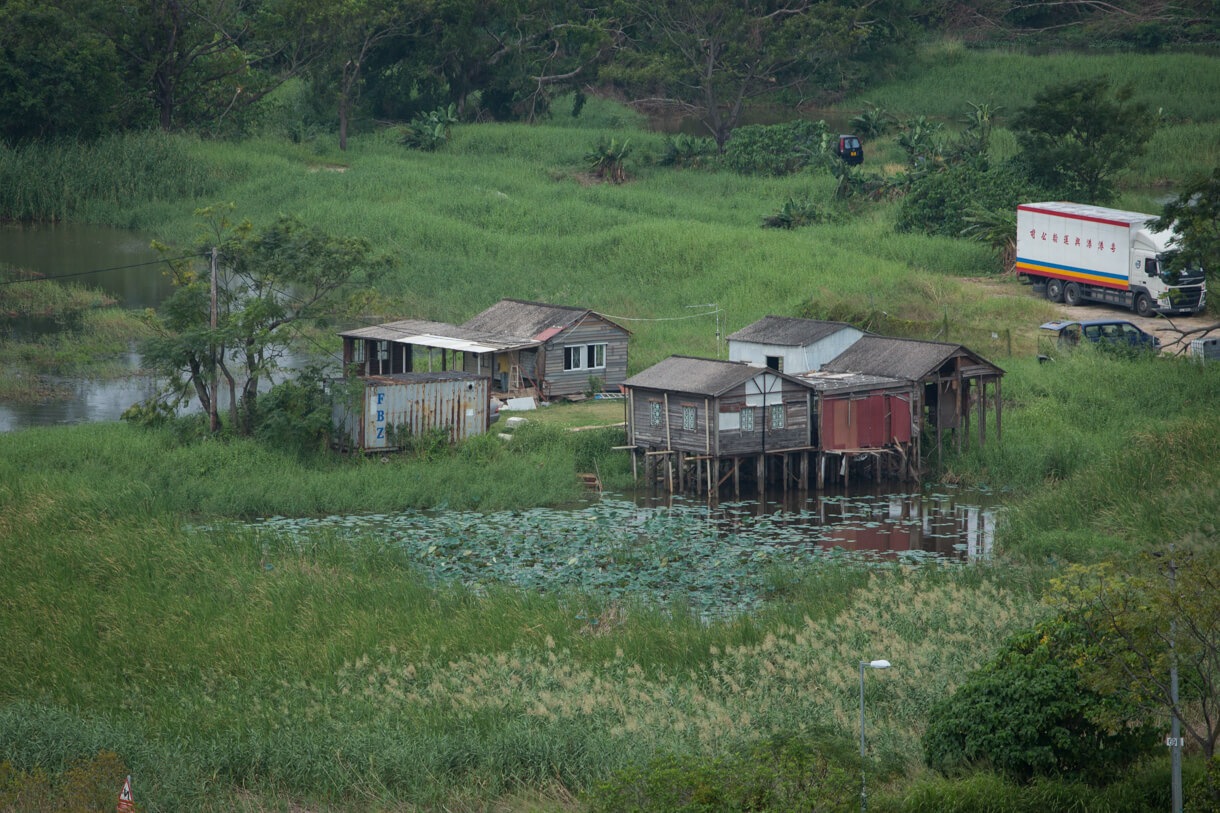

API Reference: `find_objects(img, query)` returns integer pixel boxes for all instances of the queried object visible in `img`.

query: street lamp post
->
[859,659,892,812]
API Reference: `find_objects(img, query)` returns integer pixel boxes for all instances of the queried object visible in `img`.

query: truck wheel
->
[1134,293,1154,318]
[1046,279,1064,303]
[1063,282,1082,307]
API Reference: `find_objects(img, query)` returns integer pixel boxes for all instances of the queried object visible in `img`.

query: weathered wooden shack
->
[332,371,490,452]
[727,315,866,373]
[339,299,629,401]
[460,299,629,399]
[820,336,1004,460]
[797,370,918,484]
[623,355,817,494]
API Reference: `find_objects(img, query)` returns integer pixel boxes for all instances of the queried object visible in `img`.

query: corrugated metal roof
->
[727,315,856,346]
[822,336,1002,380]
[363,371,488,383]
[797,370,912,394]
[461,298,628,338]
[339,319,536,353]
[624,355,768,397]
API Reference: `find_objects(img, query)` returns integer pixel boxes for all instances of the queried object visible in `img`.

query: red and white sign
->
[117,775,134,811]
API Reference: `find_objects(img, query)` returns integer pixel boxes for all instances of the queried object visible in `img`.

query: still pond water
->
[242,487,999,617]
[0,223,309,431]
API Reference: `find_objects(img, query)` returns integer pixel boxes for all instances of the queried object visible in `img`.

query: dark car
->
[836,135,863,166]
[1039,319,1161,351]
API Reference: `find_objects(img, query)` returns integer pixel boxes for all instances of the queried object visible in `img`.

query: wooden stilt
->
[756,455,765,497]
[800,452,809,490]
[978,379,986,448]
[734,457,740,497]
[817,453,825,489]
[782,454,789,492]
[677,451,686,492]
[631,449,638,483]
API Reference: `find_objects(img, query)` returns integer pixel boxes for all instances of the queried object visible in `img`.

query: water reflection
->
[632,485,997,560]
[0,348,316,432]
[0,222,172,309]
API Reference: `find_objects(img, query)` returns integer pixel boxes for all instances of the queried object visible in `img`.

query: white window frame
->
[649,400,663,427]
[563,343,607,371]
[740,406,756,432]
[682,405,696,431]
[771,403,786,430]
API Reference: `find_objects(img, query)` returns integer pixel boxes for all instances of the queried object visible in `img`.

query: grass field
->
[1,46,1219,811]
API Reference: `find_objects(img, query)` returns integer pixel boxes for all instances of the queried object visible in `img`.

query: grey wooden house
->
[623,355,817,494]
[727,315,866,373]
[460,299,630,399]
[339,299,629,401]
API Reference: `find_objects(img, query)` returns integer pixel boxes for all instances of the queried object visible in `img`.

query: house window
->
[351,341,365,364]
[682,405,696,431]
[564,343,606,371]
[649,400,663,427]
[765,355,783,372]
[740,406,756,432]
[771,404,786,429]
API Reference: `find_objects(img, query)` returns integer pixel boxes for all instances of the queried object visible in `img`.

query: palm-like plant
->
[961,204,1017,272]
[586,137,632,183]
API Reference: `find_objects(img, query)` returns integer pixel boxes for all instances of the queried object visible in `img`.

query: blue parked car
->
[1040,319,1161,351]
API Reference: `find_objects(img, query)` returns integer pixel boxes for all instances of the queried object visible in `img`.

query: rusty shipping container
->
[334,372,491,451]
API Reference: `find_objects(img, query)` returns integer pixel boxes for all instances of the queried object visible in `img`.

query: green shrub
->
[723,120,830,176]
[897,161,1043,238]
[922,617,1155,785]
[399,104,460,151]
[762,197,843,229]
[587,733,857,813]
[659,134,717,169]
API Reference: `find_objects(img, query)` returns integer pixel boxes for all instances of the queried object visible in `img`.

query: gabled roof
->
[461,298,628,340]
[727,315,857,347]
[338,319,536,353]
[625,355,802,397]
[822,336,1003,380]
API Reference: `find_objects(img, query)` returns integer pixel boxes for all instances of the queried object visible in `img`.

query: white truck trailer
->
[1016,202,1206,317]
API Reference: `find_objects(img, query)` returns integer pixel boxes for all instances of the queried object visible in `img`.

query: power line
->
[0,253,208,286]
[598,307,723,322]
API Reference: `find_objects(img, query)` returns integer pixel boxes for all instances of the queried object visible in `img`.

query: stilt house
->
[820,336,1004,459]
[622,355,817,493]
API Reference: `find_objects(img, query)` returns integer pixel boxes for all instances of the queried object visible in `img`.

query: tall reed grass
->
[0,132,217,224]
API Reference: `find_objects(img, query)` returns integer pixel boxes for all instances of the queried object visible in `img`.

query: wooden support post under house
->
[800,452,809,489]
[677,451,686,492]
[817,452,825,489]
[756,455,765,497]
[631,448,638,482]
[734,457,741,497]
[782,454,789,493]
[978,378,986,448]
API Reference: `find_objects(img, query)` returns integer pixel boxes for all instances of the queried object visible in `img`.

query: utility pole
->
[210,246,219,433]
[1170,543,1182,813]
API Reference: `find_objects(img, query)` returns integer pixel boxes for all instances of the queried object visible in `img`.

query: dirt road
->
[963,276,1218,356]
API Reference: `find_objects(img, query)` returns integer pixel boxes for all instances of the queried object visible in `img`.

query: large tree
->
[1049,546,1220,787]
[71,0,323,131]
[143,206,390,433]
[606,0,913,151]
[1014,77,1155,203]
[0,1,122,141]
[1155,167,1220,285]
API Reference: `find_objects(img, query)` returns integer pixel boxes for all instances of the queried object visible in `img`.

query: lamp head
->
[865,659,891,669]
